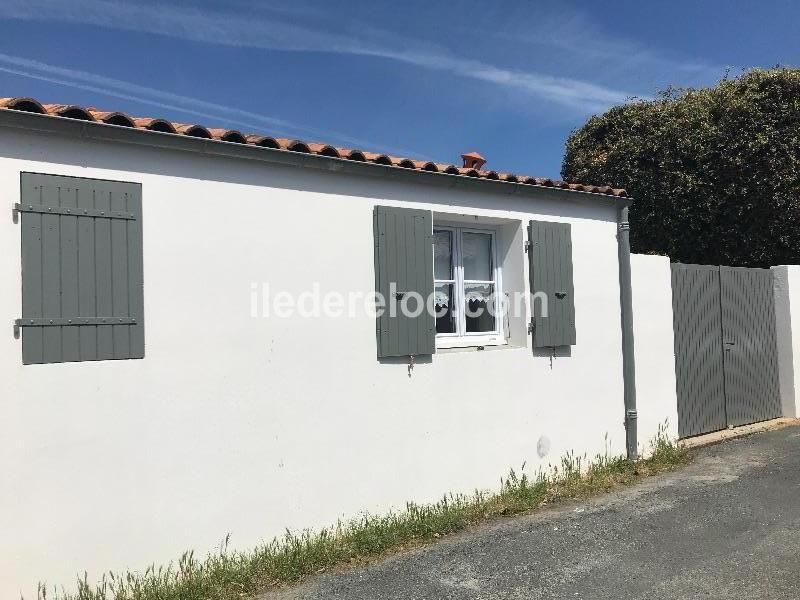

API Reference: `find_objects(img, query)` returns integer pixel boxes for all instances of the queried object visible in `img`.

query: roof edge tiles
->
[0,96,628,198]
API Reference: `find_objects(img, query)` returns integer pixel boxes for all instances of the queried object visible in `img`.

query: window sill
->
[437,341,526,354]
[435,335,507,350]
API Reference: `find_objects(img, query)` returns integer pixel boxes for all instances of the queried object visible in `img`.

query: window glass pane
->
[462,232,492,281]
[435,283,456,334]
[433,230,453,280]
[464,283,496,333]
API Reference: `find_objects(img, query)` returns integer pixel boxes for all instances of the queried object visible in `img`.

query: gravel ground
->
[261,425,800,600]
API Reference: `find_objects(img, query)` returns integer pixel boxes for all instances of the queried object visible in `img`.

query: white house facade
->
[0,98,679,597]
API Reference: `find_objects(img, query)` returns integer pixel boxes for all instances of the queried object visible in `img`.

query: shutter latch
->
[525,241,533,253]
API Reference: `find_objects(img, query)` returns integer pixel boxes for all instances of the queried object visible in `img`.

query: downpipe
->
[617,202,638,460]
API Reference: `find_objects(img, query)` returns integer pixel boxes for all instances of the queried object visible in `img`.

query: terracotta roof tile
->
[173,123,212,138]
[245,134,279,148]
[132,117,177,133]
[88,110,136,127]
[0,96,628,198]
[307,143,341,158]
[207,128,247,143]
[0,97,46,113]
[280,139,311,153]
[42,104,95,121]
[343,149,367,162]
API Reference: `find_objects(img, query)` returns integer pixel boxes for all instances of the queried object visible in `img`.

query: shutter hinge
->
[15,317,137,327]
[13,204,136,220]
[15,317,137,337]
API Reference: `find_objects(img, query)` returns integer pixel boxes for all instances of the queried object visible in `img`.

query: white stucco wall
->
[630,254,679,450]
[772,265,800,418]
[1,128,630,597]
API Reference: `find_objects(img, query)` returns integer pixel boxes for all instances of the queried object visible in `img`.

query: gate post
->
[772,266,800,418]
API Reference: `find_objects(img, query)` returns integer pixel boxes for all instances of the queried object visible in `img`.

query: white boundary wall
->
[0,127,678,596]
[631,254,680,447]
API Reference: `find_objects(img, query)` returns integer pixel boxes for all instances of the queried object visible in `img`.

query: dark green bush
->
[562,68,800,267]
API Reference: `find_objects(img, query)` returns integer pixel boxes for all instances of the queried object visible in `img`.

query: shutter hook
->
[408,354,416,377]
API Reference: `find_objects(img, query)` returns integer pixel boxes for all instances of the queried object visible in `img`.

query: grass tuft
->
[34,426,689,600]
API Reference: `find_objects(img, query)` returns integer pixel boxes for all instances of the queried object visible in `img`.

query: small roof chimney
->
[461,151,486,170]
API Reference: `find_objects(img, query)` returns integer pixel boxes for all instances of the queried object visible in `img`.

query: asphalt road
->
[263,426,800,600]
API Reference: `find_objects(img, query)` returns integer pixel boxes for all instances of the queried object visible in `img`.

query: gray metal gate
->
[671,264,782,437]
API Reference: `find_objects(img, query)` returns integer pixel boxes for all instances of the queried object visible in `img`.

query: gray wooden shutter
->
[373,206,435,358]
[17,173,144,364]
[528,220,576,347]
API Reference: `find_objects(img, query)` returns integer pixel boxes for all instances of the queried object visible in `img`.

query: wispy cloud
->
[0,0,640,114]
[0,52,424,156]
[490,8,728,91]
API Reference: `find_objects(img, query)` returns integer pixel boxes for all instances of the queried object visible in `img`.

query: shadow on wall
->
[0,129,618,224]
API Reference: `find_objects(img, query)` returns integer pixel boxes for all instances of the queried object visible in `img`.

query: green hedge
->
[562,68,800,267]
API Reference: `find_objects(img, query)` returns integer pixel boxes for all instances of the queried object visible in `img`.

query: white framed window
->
[433,225,504,348]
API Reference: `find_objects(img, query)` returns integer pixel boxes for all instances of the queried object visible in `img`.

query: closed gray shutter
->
[528,220,576,347]
[373,206,434,358]
[17,173,144,364]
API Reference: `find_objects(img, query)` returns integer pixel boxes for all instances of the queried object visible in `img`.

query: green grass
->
[35,426,690,600]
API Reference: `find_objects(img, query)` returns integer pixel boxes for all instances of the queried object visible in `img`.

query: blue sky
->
[0,0,797,178]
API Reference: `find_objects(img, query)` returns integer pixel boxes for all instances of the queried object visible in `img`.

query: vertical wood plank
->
[41,183,63,363]
[374,208,387,357]
[532,221,552,346]
[404,212,417,354]
[76,184,98,360]
[401,211,413,355]
[59,183,80,362]
[127,186,145,358]
[20,176,44,364]
[93,187,114,359]
[110,188,131,358]
[554,224,564,345]
[392,211,405,356]
[562,223,576,344]
[380,209,393,357]
[528,221,538,345]
[417,212,434,354]
[542,222,554,346]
